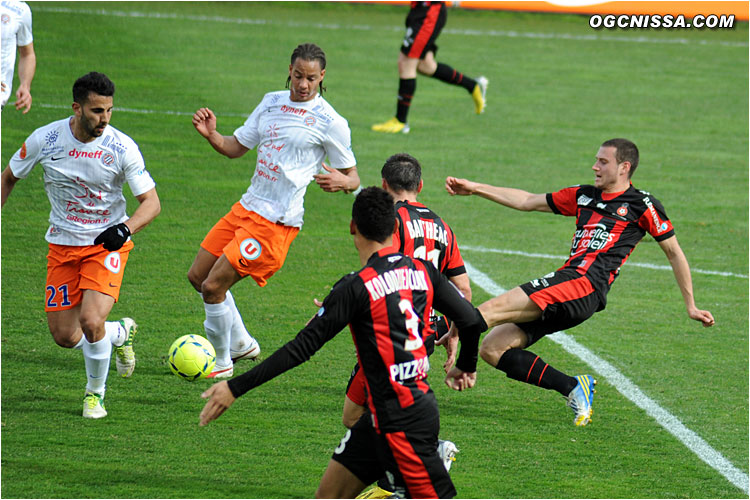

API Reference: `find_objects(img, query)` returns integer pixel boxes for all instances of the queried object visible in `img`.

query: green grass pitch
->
[1,2,747,498]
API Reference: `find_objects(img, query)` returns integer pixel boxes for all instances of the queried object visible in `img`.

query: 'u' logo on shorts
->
[240,238,262,261]
[104,252,122,274]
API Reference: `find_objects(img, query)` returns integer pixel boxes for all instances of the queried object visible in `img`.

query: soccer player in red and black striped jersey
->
[343,153,471,430]
[371,1,488,134]
[199,187,487,499]
[445,138,714,427]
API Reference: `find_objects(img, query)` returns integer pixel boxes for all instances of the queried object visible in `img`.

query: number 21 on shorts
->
[46,284,72,308]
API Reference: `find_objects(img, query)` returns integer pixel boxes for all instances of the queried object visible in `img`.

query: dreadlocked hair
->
[286,43,327,94]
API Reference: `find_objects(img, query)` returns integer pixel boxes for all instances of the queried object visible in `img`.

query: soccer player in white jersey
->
[1,72,161,418]
[1,0,35,112]
[189,43,360,378]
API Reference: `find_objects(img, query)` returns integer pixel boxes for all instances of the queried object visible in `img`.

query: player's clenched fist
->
[94,222,131,251]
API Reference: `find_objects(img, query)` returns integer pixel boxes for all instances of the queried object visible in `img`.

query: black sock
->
[432,62,476,93]
[396,78,416,123]
[496,348,577,397]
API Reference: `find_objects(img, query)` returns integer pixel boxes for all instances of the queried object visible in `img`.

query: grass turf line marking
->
[461,244,748,279]
[463,259,750,493]
[33,6,748,48]
[36,103,248,119]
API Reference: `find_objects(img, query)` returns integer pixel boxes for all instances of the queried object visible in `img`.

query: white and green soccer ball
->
[168,334,216,381]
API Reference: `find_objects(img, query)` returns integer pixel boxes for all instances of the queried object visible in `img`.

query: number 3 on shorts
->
[334,429,352,455]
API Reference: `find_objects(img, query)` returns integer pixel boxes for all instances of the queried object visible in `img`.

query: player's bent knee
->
[201,279,227,304]
[479,340,504,366]
[417,61,436,76]
[186,269,203,293]
[49,327,80,348]
[78,312,106,337]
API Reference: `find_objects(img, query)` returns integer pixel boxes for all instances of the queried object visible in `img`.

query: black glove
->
[94,223,131,251]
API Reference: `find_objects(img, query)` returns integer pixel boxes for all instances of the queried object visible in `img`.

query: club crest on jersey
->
[101,153,115,166]
[1,14,9,24]
[617,204,629,217]
[304,116,316,127]
[104,252,122,274]
[240,238,262,261]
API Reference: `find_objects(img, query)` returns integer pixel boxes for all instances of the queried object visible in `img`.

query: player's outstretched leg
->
[566,375,597,426]
[114,317,138,378]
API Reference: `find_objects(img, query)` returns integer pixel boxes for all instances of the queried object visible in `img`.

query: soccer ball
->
[168,334,216,381]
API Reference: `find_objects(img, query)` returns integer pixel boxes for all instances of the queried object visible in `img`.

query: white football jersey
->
[9,117,156,246]
[234,91,356,228]
[0,0,33,107]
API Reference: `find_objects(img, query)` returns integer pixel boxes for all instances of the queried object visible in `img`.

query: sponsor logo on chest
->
[571,223,615,254]
[280,104,308,116]
[65,148,117,167]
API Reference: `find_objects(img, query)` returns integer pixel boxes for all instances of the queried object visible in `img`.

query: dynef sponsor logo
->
[69,148,103,160]
[590,14,735,29]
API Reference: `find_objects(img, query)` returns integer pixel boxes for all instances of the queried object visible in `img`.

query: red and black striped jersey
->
[392,200,466,278]
[227,249,486,432]
[547,184,674,298]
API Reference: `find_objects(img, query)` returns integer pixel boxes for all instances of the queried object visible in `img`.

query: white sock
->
[204,301,232,369]
[223,290,253,351]
[82,336,111,395]
[105,321,126,347]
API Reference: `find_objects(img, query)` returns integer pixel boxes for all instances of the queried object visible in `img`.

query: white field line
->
[36,103,248,119]
[460,244,748,279]
[462,260,749,493]
[33,6,748,48]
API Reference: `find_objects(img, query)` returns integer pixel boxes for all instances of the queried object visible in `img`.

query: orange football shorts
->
[45,240,134,311]
[200,202,299,287]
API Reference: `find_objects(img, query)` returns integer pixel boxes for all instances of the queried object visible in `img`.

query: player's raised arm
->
[192,107,249,159]
[445,176,551,212]
[657,235,715,327]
